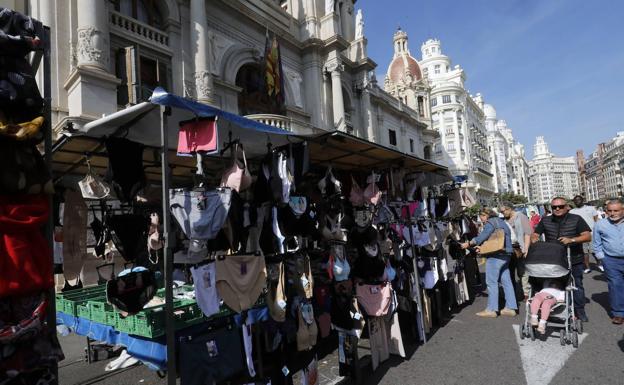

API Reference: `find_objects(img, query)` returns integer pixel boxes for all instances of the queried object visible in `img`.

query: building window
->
[455,94,461,103]
[417,96,424,117]
[430,97,437,107]
[434,65,440,74]
[447,142,456,152]
[442,95,451,104]
[446,65,450,72]
[409,139,414,153]
[389,129,397,146]
[423,68,428,76]
[236,63,283,115]
[113,45,171,105]
[425,48,429,55]
[424,145,432,159]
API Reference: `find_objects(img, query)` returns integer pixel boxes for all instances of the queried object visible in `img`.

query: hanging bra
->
[363,172,382,206]
[320,213,347,242]
[318,166,341,197]
[329,245,350,282]
[349,176,366,207]
[354,208,373,228]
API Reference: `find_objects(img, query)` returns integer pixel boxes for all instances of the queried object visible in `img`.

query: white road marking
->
[513,324,587,385]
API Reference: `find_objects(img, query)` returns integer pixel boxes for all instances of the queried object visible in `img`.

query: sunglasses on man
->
[551,205,567,210]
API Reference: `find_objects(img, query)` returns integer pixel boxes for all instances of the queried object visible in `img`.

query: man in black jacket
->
[531,197,592,321]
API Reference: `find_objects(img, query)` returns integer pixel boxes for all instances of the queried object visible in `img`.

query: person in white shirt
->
[570,195,603,273]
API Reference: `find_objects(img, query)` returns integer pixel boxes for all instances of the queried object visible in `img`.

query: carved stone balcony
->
[109,11,170,52]
[245,114,292,132]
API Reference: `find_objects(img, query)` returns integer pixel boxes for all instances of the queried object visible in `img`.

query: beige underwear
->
[215,254,266,313]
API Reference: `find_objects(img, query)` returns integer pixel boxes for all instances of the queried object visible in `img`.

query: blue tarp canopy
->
[68,87,315,158]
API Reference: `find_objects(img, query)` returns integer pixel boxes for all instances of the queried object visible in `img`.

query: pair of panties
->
[169,188,232,240]
[266,261,287,322]
[215,254,266,313]
[178,323,244,385]
[356,282,391,317]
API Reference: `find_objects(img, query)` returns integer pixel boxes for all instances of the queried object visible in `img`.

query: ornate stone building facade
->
[529,136,580,203]
[19,0,438,159]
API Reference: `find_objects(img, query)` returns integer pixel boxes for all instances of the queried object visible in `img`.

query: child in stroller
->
[520,243,582,347]
[529,278,566,334]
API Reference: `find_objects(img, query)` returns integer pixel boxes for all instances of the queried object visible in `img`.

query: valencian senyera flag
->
[263,30,284,106]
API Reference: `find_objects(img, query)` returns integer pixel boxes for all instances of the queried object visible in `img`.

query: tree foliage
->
[494,192,528,205]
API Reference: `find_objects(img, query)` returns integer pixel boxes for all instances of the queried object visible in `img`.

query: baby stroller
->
[520,243,583,348]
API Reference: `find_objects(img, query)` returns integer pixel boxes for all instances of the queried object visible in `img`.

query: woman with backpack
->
[461,208,518,318]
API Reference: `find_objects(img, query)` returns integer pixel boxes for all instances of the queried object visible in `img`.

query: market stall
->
[49,87,481,385]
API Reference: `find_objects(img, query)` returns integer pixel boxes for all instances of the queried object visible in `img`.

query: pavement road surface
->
[58,264,624,385]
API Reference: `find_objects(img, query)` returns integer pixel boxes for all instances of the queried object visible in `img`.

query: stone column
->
[327,62,345,129]
[190,0,215,105]
[76,0,110,70]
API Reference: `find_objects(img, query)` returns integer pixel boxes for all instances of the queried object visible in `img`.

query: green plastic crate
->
[87,300,114,324]
[58,291,107,316]
[116,313,135,334]
[77,303,91,319]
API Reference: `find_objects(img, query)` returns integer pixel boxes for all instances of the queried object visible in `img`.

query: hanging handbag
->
[220,142,252,192]
[478,219,506,256]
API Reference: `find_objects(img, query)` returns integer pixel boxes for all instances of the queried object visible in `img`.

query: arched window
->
[236,63,281,116]
[417,96,424,117]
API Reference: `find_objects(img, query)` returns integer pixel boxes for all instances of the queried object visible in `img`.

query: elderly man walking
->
[593,199,624,325]
[531,196,592,322]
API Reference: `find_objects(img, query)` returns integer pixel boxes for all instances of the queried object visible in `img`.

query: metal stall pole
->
[159,105,176,384]
[407,218,427,344]
[40,24,59,380]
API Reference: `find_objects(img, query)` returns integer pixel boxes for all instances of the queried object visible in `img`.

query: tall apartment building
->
[600,132,624,198]
[529,136,580,203]
[416,38,494,203]
[484,103,530,198]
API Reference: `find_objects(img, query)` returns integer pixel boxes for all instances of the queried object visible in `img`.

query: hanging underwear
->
[104,137,145,203]
[349,176,366,207]
[318,166,341,197]
[320,213,347,242]
[277,196,318,238]
[178,323,244,385]
[169,188,232,241]
[292,252,314,299]
[296,302,318,352]
[266,261,287,322]
[190,262,221,318]
[215,254,266,313]
[106,267,156,317]
[356,282,391,317]
[328,244,350,282]
[107,214,148,261]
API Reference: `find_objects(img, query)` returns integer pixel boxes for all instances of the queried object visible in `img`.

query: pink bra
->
[364,172,382,205]
[220,143,252,192]
[349,176,366,207]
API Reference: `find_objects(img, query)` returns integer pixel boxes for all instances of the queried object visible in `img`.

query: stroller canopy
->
[525,241,570,278]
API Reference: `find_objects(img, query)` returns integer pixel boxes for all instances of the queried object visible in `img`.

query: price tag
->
[282,366,290,376]
[277,299,287,309]
[301,274,309,288]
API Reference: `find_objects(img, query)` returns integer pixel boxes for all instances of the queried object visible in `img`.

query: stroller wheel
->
[520,324,526,340]
[560,332,566,346]
[575,319,583,335]
[571,331,579,348]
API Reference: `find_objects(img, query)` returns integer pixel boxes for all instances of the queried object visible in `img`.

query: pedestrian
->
[500,202,533,301]
[529,210,541,230]
[592,199,624,325]
[570,195,604,273]
[461,208,517,318]
[531,196,592,322]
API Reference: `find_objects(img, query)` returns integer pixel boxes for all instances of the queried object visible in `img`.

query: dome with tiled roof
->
[386,28,422,83]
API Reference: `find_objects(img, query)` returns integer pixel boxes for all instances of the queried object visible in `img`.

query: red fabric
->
[530,214,541,230]
[0,194,52,298]
[177,118,218,155]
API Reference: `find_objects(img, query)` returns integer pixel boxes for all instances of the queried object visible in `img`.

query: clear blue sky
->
[358,0,624,158]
